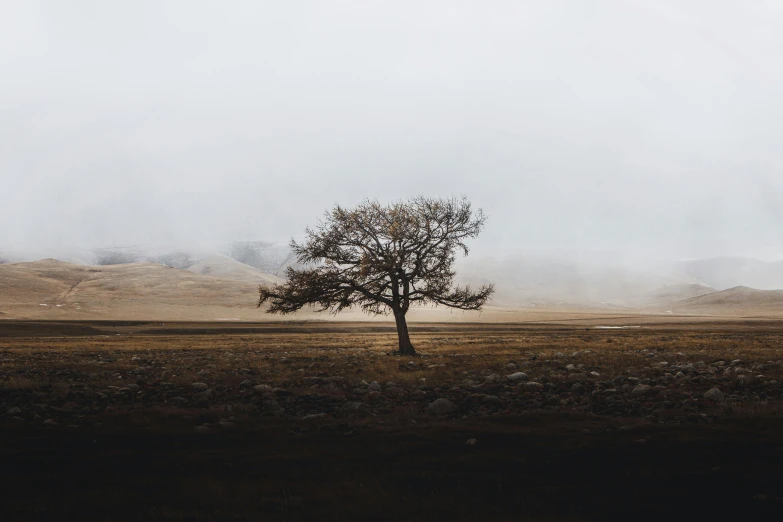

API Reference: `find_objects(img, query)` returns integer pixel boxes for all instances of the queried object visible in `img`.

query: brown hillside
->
[673,286,783,315]
[0,259,280,320]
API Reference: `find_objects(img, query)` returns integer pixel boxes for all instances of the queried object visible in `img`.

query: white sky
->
[2,0,783,260]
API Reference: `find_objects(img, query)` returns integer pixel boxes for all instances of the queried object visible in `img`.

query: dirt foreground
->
[2,319,783,520]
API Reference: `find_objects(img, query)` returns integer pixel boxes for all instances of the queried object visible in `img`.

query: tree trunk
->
[393,309,416,356]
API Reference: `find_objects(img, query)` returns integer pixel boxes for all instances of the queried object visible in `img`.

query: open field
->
[3,319,783,520]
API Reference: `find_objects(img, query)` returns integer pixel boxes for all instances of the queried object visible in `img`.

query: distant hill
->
[0,258,518,322]
[3,244,783,316]
[673,286,783,315]
[220,241,300,277]
[15,241,304,278]
[0,259,281,320]
[620,283,716,310]
[186,254,282,284]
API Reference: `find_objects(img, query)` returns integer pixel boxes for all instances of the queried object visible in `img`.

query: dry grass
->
[2,322,782,397]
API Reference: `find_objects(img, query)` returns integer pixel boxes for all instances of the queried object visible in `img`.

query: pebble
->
[704,388,725,402]
[632,384,652,396]
[253,384,274,394]
[427,398,457,415]
[194,389,213,401]
[340,401,368,416]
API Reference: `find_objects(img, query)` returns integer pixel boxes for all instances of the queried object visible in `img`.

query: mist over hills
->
[457,255,704,308]
[678,257,783,291]
[2,242,783,318]
[0,242,297,278]
[222,241,300,277]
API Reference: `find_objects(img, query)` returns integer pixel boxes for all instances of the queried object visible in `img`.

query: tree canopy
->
[258,196,494,355]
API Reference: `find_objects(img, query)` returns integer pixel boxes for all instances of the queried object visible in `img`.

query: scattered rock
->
[191,382,209,391]
[506,372,529,382]
[253,384,275,394]
[632,384,652,396]
[704,388,725,402]
[427,398,457,415]
[385,387,406,398]
[194,389,213,401]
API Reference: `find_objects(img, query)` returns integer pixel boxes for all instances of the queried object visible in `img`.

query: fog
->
[2,1,783,262]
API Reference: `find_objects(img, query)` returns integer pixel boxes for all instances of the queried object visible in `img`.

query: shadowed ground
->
[2,320,783,520]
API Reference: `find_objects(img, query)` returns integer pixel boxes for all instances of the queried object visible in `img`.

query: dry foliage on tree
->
[258,196,494,355]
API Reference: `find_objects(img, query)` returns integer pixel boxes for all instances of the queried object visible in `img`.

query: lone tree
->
[257,196,494,355]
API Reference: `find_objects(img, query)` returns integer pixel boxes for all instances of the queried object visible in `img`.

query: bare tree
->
[258,196,494,355]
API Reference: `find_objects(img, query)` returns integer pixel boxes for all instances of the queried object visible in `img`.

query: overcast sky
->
[2,1,783,260]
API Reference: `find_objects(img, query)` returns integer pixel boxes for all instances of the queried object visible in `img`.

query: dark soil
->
[3,416,783,521]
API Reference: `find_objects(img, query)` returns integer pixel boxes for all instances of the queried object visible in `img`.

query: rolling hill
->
[619,284,717,310]
[3,244,783,320]
[0,259,539,322]
[0,259,282,320]
[672,286,783,315]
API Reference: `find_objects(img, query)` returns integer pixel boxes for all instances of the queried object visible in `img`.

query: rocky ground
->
[2,321,783,520]
[2,328,782,431]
